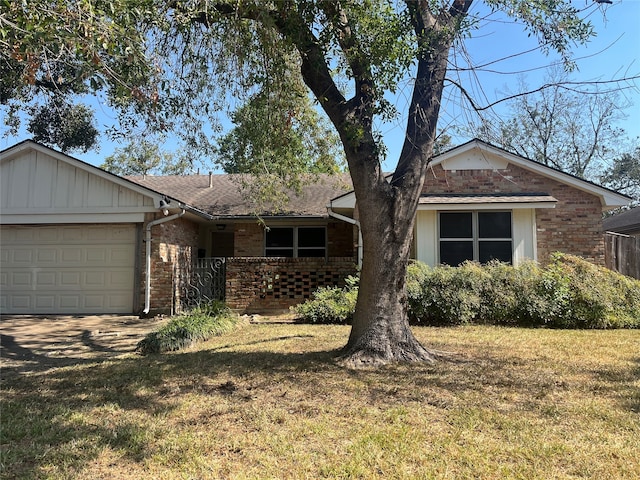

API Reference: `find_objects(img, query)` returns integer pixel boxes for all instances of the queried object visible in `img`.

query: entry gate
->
[182,257,227,310]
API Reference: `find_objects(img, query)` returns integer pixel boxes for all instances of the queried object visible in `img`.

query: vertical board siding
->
[1,149,151,211]
[605,233,640,280]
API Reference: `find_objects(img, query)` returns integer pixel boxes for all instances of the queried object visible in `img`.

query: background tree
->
[1,1,624,366]
[601,143,640,203]
[471,68,629,180]
[217,68,344,176]
[27,97,98,153]
[100,140,193,176]
[216,68,346,213]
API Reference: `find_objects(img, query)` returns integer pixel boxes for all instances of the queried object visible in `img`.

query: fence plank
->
[604,233,640,280]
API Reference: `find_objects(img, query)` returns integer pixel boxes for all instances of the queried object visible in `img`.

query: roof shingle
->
[126,173,352,217]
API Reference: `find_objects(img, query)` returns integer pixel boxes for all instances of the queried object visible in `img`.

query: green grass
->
[2,325,639,479]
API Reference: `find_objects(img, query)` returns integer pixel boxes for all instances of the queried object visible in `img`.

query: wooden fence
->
[604,232,640,280]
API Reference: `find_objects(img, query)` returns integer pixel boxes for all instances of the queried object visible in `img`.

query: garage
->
[1,224,137,314]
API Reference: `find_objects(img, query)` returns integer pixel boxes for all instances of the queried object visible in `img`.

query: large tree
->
[2,1,611,366]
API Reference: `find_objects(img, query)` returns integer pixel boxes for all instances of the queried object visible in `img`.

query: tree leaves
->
[28,98,98,153]
[100,140,193,175]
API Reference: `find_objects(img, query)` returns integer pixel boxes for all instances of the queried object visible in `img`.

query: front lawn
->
[2,324,638,479]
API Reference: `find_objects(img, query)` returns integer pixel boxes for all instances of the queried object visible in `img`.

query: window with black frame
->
[265,226,326,258]
[439,211,512,266]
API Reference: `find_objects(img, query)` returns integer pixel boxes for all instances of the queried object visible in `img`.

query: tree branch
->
[447,76,640,112]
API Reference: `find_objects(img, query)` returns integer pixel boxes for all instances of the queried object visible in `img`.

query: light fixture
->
[159,197,171,216]
[216,224,226,231]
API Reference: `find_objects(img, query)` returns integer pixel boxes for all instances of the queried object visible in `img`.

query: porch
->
[182,256,358,314]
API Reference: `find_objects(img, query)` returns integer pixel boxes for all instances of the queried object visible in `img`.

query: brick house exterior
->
[420,162,606,265]
[141,215,201,315]
[1,139,630,316]
[330,139,630,270]
[128,172,358,315]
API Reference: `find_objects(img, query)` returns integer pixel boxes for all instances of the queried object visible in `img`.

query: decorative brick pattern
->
[422,163,605,265]
[226,257,357,313]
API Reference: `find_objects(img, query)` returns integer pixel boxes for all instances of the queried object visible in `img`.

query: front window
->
[265,227,326,258]
[439,211,512,265]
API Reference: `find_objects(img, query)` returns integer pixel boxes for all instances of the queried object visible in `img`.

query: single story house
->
[0,139,631,316]
[0,140,355,316]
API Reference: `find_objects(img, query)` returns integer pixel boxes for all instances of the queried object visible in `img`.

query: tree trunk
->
[338,33,455,368]
[340,188,436,367]
[278,3,465,367]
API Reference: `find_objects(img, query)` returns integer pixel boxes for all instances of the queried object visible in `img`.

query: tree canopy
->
[1,0,627,366]
[100,140,193,176]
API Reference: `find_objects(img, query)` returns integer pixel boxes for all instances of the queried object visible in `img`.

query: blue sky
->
[2,0,639,172]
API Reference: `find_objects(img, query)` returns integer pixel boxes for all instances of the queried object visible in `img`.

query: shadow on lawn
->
[2,333,639,479]
[1,330,131,377]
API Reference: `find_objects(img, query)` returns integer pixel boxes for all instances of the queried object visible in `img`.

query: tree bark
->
[335,9,462,367]
[340,180,436,368]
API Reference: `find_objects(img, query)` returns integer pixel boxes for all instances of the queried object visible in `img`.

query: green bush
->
[295,256,640,328]
[137,301,239,354]
[538,253,640,328]
[292,275,358,324]
[408,262,487,325]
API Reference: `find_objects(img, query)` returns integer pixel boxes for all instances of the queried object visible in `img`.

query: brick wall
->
[233,223,263,256]
[226,257,357,313]
[233,220,356,257]
[327,221,356,257]
[422,163,605,264]
[140,214,200,315]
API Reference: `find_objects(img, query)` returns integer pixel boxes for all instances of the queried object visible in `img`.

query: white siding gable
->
[1,143,159,224]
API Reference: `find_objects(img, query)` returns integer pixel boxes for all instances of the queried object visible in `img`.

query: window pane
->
[266,228,293,248]
[440,241,473,266]
[298,227,325,248]
[479,241,513,264]
[440,212,472,238]
[478,212,511,238]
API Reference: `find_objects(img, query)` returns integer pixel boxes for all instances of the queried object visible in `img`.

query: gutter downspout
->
[143,209,186,315]
[327,206,362,268]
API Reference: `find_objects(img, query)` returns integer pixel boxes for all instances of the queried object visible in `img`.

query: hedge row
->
[294,254,640,329]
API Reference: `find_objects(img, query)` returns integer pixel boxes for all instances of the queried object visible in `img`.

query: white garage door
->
[1,224,136,314]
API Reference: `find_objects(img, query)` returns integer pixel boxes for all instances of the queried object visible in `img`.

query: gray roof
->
[126,173,352,217]
[602,207,640,235]
[419,193,557,204]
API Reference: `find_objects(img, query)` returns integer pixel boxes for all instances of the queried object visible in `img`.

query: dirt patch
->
[1,315,167,376]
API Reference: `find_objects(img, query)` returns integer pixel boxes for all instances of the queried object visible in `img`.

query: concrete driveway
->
[1,315,167,375]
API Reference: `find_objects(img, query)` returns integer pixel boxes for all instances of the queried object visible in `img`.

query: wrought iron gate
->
[182,257,227,310]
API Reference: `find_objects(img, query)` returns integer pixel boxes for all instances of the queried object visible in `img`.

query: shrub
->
[295,256,640,328]
[292,275,358,324]
[137,301,239,354]
[538,253,640,329]
[409,262,487,325]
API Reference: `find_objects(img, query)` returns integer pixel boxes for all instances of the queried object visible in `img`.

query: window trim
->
[438,210,513,265]
[264,226,327,258]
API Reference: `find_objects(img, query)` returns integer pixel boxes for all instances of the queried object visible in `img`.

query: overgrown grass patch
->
[136,302,240,354]
[2,324,638,479]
